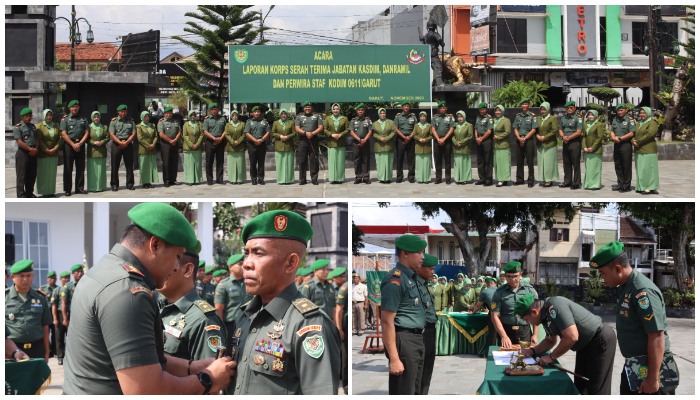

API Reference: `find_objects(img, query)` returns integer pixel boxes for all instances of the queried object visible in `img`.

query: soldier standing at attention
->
[243,106,270,185]
[474,102,494,186]
[157,106,182,187]
[202,103,227,185]
[512,98,538,187]
[394,101,417,183]
[13,107,39,198]
[329,267,347,291]
[294,102,324,185]
[610,103,636,192]
[469,277,499,346]
[5,260,51,362]
[349,103,373,184]
[335,279,349,394]
[215,254,252,341]
[40,271,58,357]
[431,101,456,184]
[226,210,341,394]
[592,241,679,394]
[60,100,89,196]
[491,261,539,348]
[58,264,84,363]
[195,261,206,298]
[558,101,583,190]
[108,105,137,192]
[62,203,236,394]
[212,269,228,286]
[416,254,438,395]
[299,259,336,319]
[380,234,427,395]
[52,271,70,364]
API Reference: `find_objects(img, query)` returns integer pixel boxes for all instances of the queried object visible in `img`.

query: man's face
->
[210,107,219,117]
[295,275,304,284]
[11,272,34,292]
[314,266,330,282]
[304,105,313,114]
[356,108,365,118]
[253,110,261,119]
[353,276,360,285]
[72,268,84,283]
[522,307,541,326]
[479,108,487,116]
[333,275,347,286]
[566,106,576,115]
[417,265,434,281]
[243,238,299,297]
[229,261,244,279]
[304,273,314,282]
[148,238,185,288]
[617,108,627,118]
[439,106,447,115]
[159,258,189,298]
[505,272,521,288]
[197,268,205,279]
[21,114,33,124]
[598,264,621,288]
[402,250,425,270]
[203,273,212,284]
[69,105,80,115]
[117,110,127,119]
[521,102,530,113]
[47,276,57,286]
[60,276,70,286]
[213,275,223,284]
[165,111,173,119]
[402,104,410,113]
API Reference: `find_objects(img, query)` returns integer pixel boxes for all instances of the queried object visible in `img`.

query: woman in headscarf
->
[582,109,605,190]
[633,107,660,195]
[85,111,110,192]
[535,102,559,187]
[324,103,349,184]
[35,109,62,197]
[452,273,468,312]
[271,109,296,185]
[412,111,433,183]
[224,110,247,184]
[372,108,396,184]
[452,110,474,184]
[136,111,158,189]
[461,280,477,311]
[182,110,204,185]
[492,105,512,187]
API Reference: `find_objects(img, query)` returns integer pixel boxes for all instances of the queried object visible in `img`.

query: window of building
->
[549,228,570,242]
[449,243,455,260]
[632,22,678,55]
[599,17,607,61]
[497,18,527,53]
[5,219,50,288]
[75,64,87,71]
[437,242,444,260]
[11,5,28,14]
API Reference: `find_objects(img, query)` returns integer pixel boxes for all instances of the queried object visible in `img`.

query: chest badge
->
[274,321,285,332]
[267,331,282,340]
[235,328,242,338]
[272,358,284,371]
[170,318,177,326]
[254,354,265,365]
[414,298,419,306]
[8,313,15,321]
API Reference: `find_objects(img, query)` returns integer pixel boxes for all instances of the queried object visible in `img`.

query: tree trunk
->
[671,229,689,292]
[661,63,689,142]
[520,232,539,280]
[441,221,479,277]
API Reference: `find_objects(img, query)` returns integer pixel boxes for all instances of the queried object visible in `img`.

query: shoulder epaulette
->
[448,114,454,116]
[530,112,536,115]
[303,284,310,288]
[35,288,47,296]
[292,298,319,316]
[195,300,216,314]
[433,114,438,117]
[121,263,144,277]
[111,117,117,121]
[15,123,20,126]
[239,300,252,310]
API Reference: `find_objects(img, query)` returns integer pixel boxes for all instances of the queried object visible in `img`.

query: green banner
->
[228,45,432,103]
[366,271,387,306]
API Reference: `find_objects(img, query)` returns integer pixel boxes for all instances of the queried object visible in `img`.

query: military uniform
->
[202,280,216,306]
[475,112,494,184]
[244,117,270,182]
[512,110,538,184]
[336,282,349,393]
[214,274,253,340]
[492,282,538,345]
[350,115,373,182]
[394,111,417,182]
[559,113,584,187]
[39,282,58,356]
[157,117,181,185]
[202,114,227,184]
[611,114,636,191]
[478,285,498,346]
[299,276,336,319]
[60,112,89,193]
[108,116,137,189]
[294,112,323,183]
[5,285,51,359]
[226,284,340,394]
[417,274,438,395]
[195,277,205,298]
[13,119,38,198]
[431,112,456,182]
[51,282,69,360]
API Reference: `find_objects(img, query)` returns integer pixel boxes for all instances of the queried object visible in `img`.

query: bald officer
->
[63,203,235,395]
[60,100,89,196]
[416,254,438,395]
[215,254,253,339]
[108,104,137,191]
[294,102,324,185]
[592,241,679,394]
[299,259,336,319]
[381,234,427,395]
[202,103,227,185]
[225,210,341,394]
[491,261,539,348]
[157,106,182,187]
[13,107,39,198]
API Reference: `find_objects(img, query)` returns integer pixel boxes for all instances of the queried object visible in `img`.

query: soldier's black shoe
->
[111,186,118,192]
[164,183,170,188]
[58,359,63,366]
[300,180,307,185]
[435,179,442,184]
[127,185,135,191]
[312,180,318,185]
[408,178,415,183]
[364,178,371,184]
[559,183,571,188]
[484,180,494,186]
[76,189,87,195]
[475,179,485,185]
[252,180,257,185]
[354,179,361,184]
[611,185,620,191]
[571,184,581,190]
[619,186,632,193]
[514,181,525,186]
[259,179,265,185]
[207,181,213,186]
[528,182,535,188]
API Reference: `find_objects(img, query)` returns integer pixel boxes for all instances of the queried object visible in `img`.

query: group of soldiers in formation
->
[5,205,348,395]
[379,235,678,395]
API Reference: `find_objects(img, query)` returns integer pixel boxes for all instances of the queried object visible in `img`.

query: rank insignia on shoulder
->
[292,298,319,315]
[36,289,46,296]
[393,270,401,277]
[391,279,401,286]
[111,117,117,121]
[130,286,153,297]
[204,325,220,331]
[195,300,216,314]
[122,263,144,277]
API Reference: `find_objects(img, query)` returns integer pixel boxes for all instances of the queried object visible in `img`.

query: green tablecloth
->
[476,346,580,395]
[436,312,491,356]
[5,358,52,395]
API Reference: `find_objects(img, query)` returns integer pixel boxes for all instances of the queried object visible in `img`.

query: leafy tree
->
[587,87,621,125]
[250,202,300,217]
[55,55,70,71]
[213,202,243,239]
[352,220,366,256]
[171,89,190,115]
[213,238,243,268]
[87,63,107,71]
[489,80,549,108]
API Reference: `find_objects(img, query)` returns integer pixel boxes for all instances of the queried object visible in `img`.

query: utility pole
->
[71,6,76,71]
[648,5,657,110]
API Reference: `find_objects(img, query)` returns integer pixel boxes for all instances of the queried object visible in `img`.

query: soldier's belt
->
[512,326,519,330]
[72,138,81,142]
[395,327,424,335]
[23,343,32,349]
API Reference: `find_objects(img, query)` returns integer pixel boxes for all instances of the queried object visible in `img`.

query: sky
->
[55,5,391,58]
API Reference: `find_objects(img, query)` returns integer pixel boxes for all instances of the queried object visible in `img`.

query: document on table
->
[492,351,537,366]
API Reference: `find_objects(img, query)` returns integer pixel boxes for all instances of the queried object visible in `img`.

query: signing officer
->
[157,106,182,187]
[349,103,373,184]
[491,261,539,348]
[512,98,538,187]
[5,260,51,361]
[13,107,39,198]
[60,100,89,196]
[469,277,499,346]
[63,203,236,395]
[299,259,336,319]
[244,106,270,185]
[558,101,583,190]
[202,103,227,185]
[431,101,455,184]
[294,101,324,185]
[517,294,617,395]
[416,253,438,395]
[592,241,679,394]
[214,254,252,339]
[474,102,494,186]
[610,103,636,192]
[108,105,137,191]
[226,210,341,394]
[394,101,417,183]
[380,234,427,395]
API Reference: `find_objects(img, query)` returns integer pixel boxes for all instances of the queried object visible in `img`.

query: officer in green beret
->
[194,260,206,296]
[293,102,323,185]
[474,102,494,186]
[591,241,679,394]
[469,276,499,346]
[610,103,636,192]
[202,103,227,185]
[63,203,236,395]
[381,234,427,395]
[5,260,51,361]
[215,254,252,341]
[416,253,438,394]
[225,210,341,394]
[60,100,90,196]
[516,293,617,395]
[295,267,307,290]
[558,101,583,190]
[13,107,39,198]
[329,267,347,291]
[58,264,84,363]
[244,106,271,185]
[349,103,373,184]
[213,269,228,286]
[491,261,539,348]
[51,270,71,364]
[431,101,456,184]
[202,266,216,305]
[512,98,538,187]
[299,259,337,318]
[394,101,417,183]
[40,271,58,357]
[107,104,136,191]
[157,106,182,187]
[335,275,350,393]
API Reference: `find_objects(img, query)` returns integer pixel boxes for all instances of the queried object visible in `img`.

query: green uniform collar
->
[111,243,156,290]
[311,276,328,288]
[165,288,200,314]
[623,269,641,293]
[395,262,415,278]
[7,285,41,301]
[243,282,298,321]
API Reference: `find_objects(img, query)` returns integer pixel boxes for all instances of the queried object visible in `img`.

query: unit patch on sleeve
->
[130,286,153,297]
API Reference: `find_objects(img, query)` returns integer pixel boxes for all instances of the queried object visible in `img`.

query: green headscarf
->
[230,110,240,127]
[377,108,387,130]
[139,111,151,128]
[584,110,599,134]
[493,105,505,125]
[90,111,103,137]
[540,102,551,122]
[330,103,342,130]
[279,108,289,126]
[455,110,468,134]
[639,107,653,127]
[187,110,199,129]
[418,111,429,129]
[42,109,56,137]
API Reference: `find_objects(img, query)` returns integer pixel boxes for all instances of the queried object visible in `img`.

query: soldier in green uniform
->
[243,106,271,185]
[56,264,83,363]
[215,254,253,340]
[60,100,89,196]
[157,106,182,187]
[51,271,70,363]
[5,260,51,361]
[394,101,417,183]
[349,103,373,184]
[592,241,679,395]
[431,101,456,184]
[225,210,340,394]
[469,277,498,346]
[13,107,39,198]
[299,259,336,319]
[416,254,438,395]
[512,98,538,187]
[329,266,347,291]
[295,267,307,290]
[294,102,324,185]
[213,269,228,286]
[335,279,349,394]
[558,101,583,190]
[40,270,58,357]
[202,103,227,185]
[491,261,539,348]
[516,293,617,395]
[107,104,136,191]
[202,266,216,305]
[610,104,636,192]
[63,202,235,395]
[474,102,494,186]
[195,260,206,298]
[428,273,446,312]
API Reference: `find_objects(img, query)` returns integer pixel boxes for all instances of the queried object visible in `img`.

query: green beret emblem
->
[275,215,288,231]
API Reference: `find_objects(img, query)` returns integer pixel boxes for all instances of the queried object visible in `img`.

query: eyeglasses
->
[504,275,520,280]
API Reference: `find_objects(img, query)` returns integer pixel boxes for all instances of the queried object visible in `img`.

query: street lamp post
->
[54,5,94,71]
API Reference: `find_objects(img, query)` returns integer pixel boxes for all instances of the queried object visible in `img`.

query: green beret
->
[199,260,206,269]
[127,203,197,248]
[519,98,530,105]
[10,260,33,274]
[209,103,219,109]
[70,264,84,272]
[328,267,347,279]
[437,101,446,107]
[19,108,33,116]
[296,267,305,276]
[513,293,535,319]
[564,101,576,108]
[590,241,624,269]
[251,106,260,112]
[394,234,427,252]
[164,106,173,113]
[422,254,438,267]
[47,271,56,278]
[213,269,228,278]
[59,271,71,278]
[477,102,488,109]
[503,261,522,273]
[615,103,627,111]
[310,259,330,270]
[400,101,410,106]
[117,104,127,111]
[204,265,214,275]
[67,100,79,108]
[485,276,497,284]
[303,267,314,276]
[302,101,312,107]
[185,240,201,256]
[242,210,313,245]
[296,267,308,276]
[227,254,244,265]
[355,103,365,110]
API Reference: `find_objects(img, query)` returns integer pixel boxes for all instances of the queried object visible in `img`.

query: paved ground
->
[352,315,695,395]
[6,160,695,198]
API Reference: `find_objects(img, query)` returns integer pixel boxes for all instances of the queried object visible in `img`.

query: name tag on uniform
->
[165,326,183,339]
[230,287,238,292]
[315,289,322,294]
[196,286,203,290]
[6,304,15,308]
